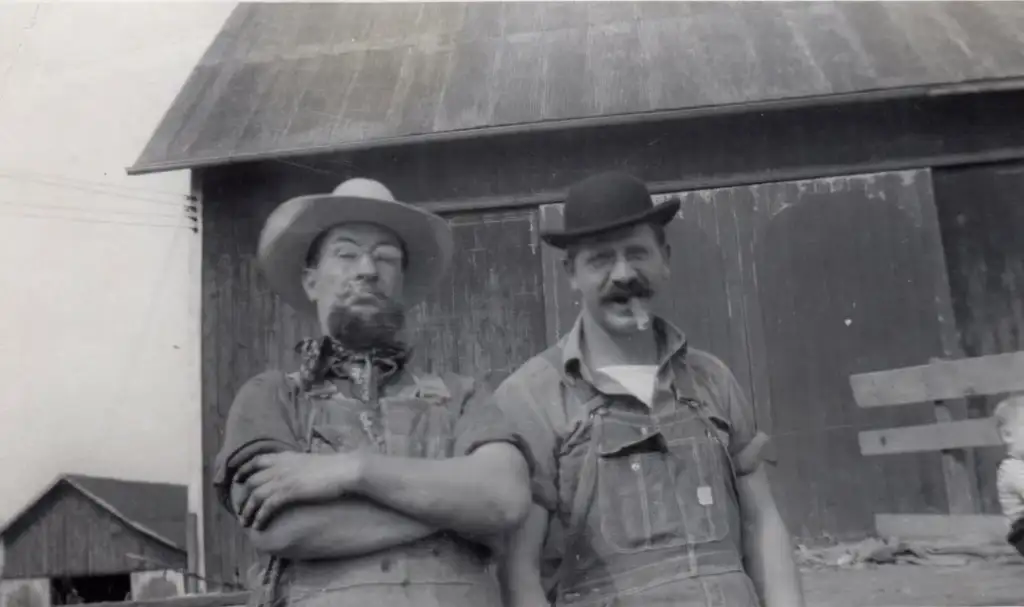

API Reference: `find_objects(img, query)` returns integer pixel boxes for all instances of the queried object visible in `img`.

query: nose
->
[608,255,637,282]
[353,252,379,280]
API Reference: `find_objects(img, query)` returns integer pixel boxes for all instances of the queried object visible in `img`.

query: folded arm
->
[229,482,436,560]
[354,442,532,538]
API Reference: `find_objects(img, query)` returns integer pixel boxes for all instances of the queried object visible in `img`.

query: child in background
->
[994,395,1024,557]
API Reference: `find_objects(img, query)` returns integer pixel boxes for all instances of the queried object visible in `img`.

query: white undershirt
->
[598,364,659,407]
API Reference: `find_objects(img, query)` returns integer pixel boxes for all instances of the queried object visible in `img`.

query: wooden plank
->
[850,351,1024,407]
[875,513,1008,542]
[860,418,1002,455]
[89,592,249,607]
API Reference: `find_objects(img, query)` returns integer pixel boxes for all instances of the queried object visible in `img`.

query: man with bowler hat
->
[213,178,534,607]
[494,172,804,606]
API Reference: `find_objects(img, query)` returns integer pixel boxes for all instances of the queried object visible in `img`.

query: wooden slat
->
[89,592,249,607]
[860,418,1002,455]
[850,351,1024,407]
[875,513,1008,542]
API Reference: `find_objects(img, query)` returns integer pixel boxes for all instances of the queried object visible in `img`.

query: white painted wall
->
[0,1,234,582]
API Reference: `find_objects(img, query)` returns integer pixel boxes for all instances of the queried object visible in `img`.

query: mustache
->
[601,278,654,302]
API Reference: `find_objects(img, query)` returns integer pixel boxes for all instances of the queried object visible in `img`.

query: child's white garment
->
[997,457,1024,521]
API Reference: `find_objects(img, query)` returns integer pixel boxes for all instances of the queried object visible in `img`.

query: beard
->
[324,291,407,351]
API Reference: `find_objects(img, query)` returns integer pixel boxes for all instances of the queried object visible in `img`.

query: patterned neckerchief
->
[294,335,409,394]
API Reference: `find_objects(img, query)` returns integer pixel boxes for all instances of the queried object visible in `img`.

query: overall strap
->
[537,347,605,600]
[668,357,740,492]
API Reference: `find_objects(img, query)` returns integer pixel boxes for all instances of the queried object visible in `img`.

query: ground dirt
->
[796,538,1023,606]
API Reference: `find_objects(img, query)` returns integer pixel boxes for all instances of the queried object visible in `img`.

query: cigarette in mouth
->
[630,299,650,330]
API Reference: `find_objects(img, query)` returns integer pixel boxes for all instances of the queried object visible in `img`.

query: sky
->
[0,2,234,528]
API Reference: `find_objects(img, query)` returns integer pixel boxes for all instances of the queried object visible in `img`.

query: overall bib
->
[541,349,761,607]
[257,368,502,607]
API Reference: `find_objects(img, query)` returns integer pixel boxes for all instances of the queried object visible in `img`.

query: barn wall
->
[200,90,1024,580]
[284,89,1024,207]
[933,161,1024,515]
[2,486,186,579]
[199,165,548,584]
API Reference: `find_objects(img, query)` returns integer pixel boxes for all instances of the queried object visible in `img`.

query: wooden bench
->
[849,352,1024,542]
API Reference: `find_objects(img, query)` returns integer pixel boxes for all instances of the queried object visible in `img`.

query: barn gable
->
[0,476,186,580]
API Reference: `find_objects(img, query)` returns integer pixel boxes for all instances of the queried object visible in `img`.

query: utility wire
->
[0,167,191,199]
[0,199,188,220]
[0,210,196,230]
[0,172,192,207]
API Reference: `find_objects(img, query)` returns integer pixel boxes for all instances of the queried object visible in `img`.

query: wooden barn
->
[0,475,190,606]
[127,1,1024,587]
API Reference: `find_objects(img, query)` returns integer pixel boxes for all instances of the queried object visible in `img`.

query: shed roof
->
[129,1,1024,175]
[0,474,188,551]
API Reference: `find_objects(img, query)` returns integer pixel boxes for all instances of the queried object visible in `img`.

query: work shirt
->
[493,315,770,607]
[213,350,532,607]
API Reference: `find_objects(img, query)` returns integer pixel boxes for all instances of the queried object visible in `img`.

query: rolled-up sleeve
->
[714,361,769,477]
[489,373,560,513]
[212,371,302,510]
[452,376,539,477]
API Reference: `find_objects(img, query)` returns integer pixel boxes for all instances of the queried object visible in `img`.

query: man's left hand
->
[235,452,363,530]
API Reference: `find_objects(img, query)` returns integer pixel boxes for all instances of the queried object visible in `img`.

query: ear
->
[301,267,319,301]
[562,256,580,291]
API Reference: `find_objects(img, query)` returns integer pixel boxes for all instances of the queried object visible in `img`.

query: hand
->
[234,452,363,530]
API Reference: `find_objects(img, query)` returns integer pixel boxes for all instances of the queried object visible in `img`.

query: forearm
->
[499,505,551,607]
[743,509,804,607]
[355,443,531,537]
[232,484,435,559]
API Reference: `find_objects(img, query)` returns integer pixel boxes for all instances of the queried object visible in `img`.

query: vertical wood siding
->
[200,167,548,585]
[934,161,1024,515]
[541,169,955,540]
[2,486,185,579]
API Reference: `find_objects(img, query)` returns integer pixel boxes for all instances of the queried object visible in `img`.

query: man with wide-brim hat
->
[493,172,805,607]
[212,178,534,607]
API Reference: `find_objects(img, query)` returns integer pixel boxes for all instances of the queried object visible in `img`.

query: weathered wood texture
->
[131,2,1024,174]
[875,513,1007,543]
[934,161,1024,515]
[2,484,186,579]
[851,352,1024,407]
[87,592,248,607]
[860,418,1002,455]
[199,164,548,585]
[541,170,954,541]
[181,90,1024,213]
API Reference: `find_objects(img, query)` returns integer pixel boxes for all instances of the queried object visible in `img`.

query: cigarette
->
[630,299,650,330]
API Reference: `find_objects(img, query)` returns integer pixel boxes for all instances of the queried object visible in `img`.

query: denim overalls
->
[258,367,503,607]
[539,347,761,607]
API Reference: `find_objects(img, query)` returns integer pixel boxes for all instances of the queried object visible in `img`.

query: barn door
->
[539,169,960,540]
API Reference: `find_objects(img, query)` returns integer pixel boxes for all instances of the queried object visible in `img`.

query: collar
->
[560,313,688,381]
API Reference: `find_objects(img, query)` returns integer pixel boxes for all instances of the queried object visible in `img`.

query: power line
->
[0,172,192,207]
[0,167,190,199]
[0,210,197,231]
[0,199,188,220]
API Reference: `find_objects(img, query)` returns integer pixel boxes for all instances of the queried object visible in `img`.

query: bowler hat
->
[540,172,679,248]
[257,178,453,314]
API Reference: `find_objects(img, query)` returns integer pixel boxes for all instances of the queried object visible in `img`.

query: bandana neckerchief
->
[294,335,409,396]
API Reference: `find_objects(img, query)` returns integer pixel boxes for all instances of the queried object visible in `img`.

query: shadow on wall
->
[756,188,949,540]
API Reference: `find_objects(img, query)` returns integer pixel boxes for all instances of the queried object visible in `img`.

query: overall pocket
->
[664,427,732,545]
[595,416,691,553]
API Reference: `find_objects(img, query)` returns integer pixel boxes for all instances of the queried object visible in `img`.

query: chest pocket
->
[380,374,457,459]
[661,406,734,547]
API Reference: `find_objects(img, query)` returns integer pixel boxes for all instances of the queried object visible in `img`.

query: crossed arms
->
[215,372,532,561]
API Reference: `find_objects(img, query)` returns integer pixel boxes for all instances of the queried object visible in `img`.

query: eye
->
[373,246,404,266]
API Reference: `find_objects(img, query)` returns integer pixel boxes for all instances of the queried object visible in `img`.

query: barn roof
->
[128,1,1024,176]
[0,474,188,552]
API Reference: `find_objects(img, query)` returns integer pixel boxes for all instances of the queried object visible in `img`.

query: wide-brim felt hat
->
[257,178,453,314]
[540,171,680,249]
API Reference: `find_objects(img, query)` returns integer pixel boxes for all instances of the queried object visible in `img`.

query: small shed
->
[0,475,188,606]
[128,1,1024,586]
